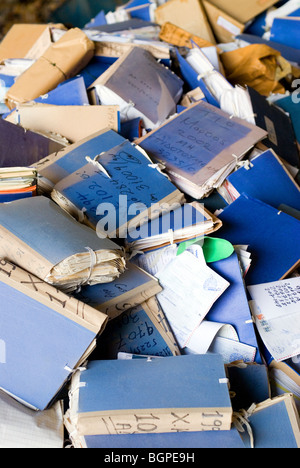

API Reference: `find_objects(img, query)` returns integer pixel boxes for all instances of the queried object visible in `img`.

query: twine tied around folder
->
[233,403,257,449]
[41,56,68,80]
[75,247,97,293]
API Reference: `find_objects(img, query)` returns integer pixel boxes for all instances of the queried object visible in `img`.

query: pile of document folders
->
[0,0,300,450]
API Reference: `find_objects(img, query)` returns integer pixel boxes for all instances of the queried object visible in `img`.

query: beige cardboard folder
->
[0,24,53,61]
[154,0,216,43]
[5,104,120,143]
[203,1,245,43]
[5,28,95,110]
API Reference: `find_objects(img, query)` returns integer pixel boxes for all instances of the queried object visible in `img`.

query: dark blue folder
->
[226,149,300,211]
[214,194,300,286]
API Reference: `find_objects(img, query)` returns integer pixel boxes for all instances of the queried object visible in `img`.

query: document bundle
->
[0,0,300,450]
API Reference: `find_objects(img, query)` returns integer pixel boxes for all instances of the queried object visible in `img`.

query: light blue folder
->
[0,262,104,411]
[82,427,245,449]
[34,76,90,106]
[36,129,126,186]
[91,302,178,359]
[73,355,232,422]
[53,140,182,232]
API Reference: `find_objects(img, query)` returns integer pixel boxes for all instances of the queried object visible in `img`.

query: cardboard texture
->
[5,104,120,143]
[0,259,108,411]
[0,24,53,62]
[154,0,216,43]
[202,1,245,43]
[205,0,281,24]
[5,28,95,110]
[159,21,216,49]
[1,1,300,450]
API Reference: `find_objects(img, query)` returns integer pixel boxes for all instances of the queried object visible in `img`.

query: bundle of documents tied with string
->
[0,196,126,293]
[50,138,185,238]
[136,100,268,199]
[0,167,37,202]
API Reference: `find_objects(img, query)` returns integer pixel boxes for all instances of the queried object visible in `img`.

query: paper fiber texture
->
[159,22,216,49]
[5,104,120,144]
[5,28,95,110]
[94,40,170,61]
[66,355,232,436]
[76,263,162,320]
[0,260,108,410]
[0,196,126,292]
[248,277,300,362]
[137,101,267,198]
[0,391,64,449]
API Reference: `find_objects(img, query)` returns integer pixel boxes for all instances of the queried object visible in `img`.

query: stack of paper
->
[0,196,126,293]
[0,167,37,202]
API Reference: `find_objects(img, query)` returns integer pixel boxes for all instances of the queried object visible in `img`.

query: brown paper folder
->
[5,28,95,110]
[154,0,216,44]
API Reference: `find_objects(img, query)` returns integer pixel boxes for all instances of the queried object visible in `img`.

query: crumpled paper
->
[220,44,296,96]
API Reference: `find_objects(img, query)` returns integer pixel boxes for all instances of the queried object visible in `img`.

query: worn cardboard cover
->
[0,196,126,292]
[206,0,281,24]
[89,296,180,358]
[76,264,162,320]
[65,355,233,436]
[5,103,120,144]
[0,259,108,411]
[136,101,267,199]
[159,21,216,49]
[5,28,95,110]
[154,0,216,43]
[0,24,53,61]
[203,0,245,43]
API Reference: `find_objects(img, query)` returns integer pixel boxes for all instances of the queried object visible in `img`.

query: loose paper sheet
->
[248,278,300,362]
[156,251,229,347]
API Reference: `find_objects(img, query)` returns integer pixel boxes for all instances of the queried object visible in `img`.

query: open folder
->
[0,196,126,293]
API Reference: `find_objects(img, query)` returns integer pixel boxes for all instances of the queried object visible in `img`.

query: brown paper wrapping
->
[5,28,95,110]
[221,44,293,96]
[159,22,215,49]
